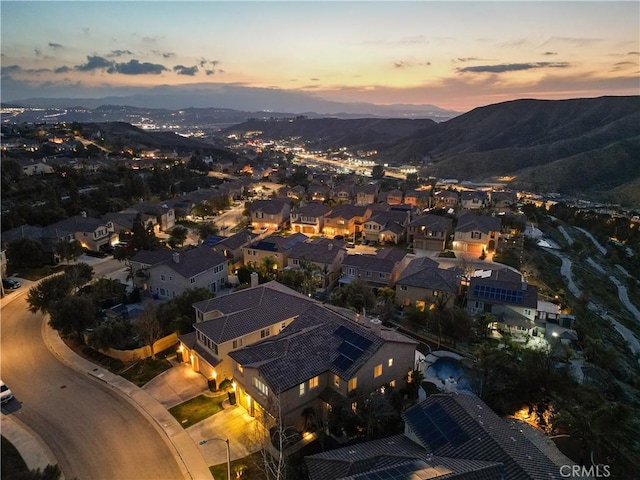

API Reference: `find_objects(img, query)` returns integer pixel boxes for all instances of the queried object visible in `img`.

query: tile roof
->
[403,393,572,480]
[326,204,369,220]
[131,246,226,278]
[343,249,407,274]
[247,233,308,253]
[397,259,461,293]
[305,434,503,480]
[102,212,139,231]
[409,214,454,231]
[229,304,416,394]
[193,281,316,344]
[455,213,501,234]
[288,238,345,264]
[214,229,258,250]
[52,215,110,232]
[292,202,333,217]
[250,199,290,215]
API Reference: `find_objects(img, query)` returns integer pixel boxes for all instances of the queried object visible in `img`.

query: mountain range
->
[225,96,640,206]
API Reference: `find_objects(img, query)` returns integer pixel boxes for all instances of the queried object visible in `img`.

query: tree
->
[260,256,278,280]
[135,303,164,359]
[371,164,385,180]
[55,240,84,264]
[90,277,126,308]
[297,257,320,296]
[63,263,94,293]
[375,287,396,323]
[49,296,96,342]
[7,238,45,269]
[88,319,132,351]
[157,287,215,333]
[169,225,189,248]
[26,275,72,315]
[329,279,375,313]
[198,222,219,242]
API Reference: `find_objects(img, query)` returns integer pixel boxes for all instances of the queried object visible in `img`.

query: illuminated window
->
[348,377,357,392]
[333,375,340,388]
[374,364,382,378]
[351,402,357,413]
[253,377,269,396]
[299,383,305,396]
[309,376,319,389]
[390,380,396,388]
[237,363,244,373]
[388,358,393,367]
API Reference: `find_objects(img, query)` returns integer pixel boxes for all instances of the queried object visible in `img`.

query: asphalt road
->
[0,265,185,480]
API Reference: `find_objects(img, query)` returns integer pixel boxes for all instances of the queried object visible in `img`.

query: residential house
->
[1,224,74,263]
[395,257,462,309]
[309,184,330,202]
[466,269,538,338]
[17,158,55,176]
[407,214,454,251]
[379,189,403,205]
[179,281,317,382]
[460,190,488,210]
[242,233,307,270]
[123,202,175,232]
[331,182,354,204]
[340,248,409,290]
[306,392,578,480]
[290,202,332,235]
[129,246,228,299]
[404,188,433,208]
[490,190,518,212]
[434,190,459,209]
[453,212,501,255]
[286,237,347,290]
[210,229,259,270]
[102,212,140,240]
[362,210,410,244]
[250,199,291,231]
[229,303,417,429]
[285,185,306,201]
[355,184,379,206]
[323,204,371,239]
[52,215,116,252]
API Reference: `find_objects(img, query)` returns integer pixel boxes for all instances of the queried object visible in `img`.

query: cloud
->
[394,60,431,69]
[1,65,22,76]
[628,51,640,56]
[173,64,198,76]
[152,50,174,58]
[55,65,72,74]
[107,50,133,57]
[310,77,320,81]
[542,36,602,47]
[34,48,41,56]
[75,55,114,71]
[200,58,220,75]
[543,51,557,56]
[455,57,482,63]
[108,59,167,75]
[458,62,570,73]
[48,42,63,49]
[611,61,637,72]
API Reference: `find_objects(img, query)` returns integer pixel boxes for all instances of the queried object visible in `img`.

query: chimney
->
[328,243,333,251]
[522,280,528,291]
[173,252,180,264]
[250,271,259,287]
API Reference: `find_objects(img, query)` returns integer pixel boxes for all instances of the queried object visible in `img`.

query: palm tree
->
[261,255,277,280]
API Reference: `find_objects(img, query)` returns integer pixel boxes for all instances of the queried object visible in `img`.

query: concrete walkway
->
[0,415,59,473]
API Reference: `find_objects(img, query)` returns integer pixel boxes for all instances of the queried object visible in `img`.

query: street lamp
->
[199,437,231,480]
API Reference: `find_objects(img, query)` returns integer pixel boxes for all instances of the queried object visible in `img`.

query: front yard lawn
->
[169,393,226,428]
[119,357,172,386]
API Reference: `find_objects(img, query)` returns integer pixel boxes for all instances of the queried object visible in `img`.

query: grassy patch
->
[119,357,172,386]
[10,264,65,281]
[210,452,264,480]
[438,250,456,258]
[169,393,226,428]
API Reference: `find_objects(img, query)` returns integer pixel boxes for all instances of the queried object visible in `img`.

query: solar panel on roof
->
[332,354,353,371]
[334,325,351,339]
[404,403,468,450]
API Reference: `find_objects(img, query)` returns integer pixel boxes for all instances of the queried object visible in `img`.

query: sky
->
[1,1,638,111]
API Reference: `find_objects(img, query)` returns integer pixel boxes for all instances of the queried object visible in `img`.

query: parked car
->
[2,278,21,290]
[0,380,13,404]
[346,242,356,249]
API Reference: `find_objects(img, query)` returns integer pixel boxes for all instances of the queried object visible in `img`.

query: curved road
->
[1,265,185,479]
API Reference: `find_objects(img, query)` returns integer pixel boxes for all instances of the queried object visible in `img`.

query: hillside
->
[226,96,640,203]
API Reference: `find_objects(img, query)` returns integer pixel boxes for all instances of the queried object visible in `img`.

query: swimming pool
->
[426,357,473,393]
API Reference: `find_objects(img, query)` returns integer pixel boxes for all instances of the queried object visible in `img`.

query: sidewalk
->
[0,415,59,473]
[41,321,213,480]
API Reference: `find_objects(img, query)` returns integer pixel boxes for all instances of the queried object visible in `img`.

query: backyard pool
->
[426,357,473,393]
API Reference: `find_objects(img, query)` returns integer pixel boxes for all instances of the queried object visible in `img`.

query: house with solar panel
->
[242,233,308,270]
[466,269,539,338]
[209,228,259,270]
[305,392,578,480]
[179,281,317,383]
[228,303,417,430]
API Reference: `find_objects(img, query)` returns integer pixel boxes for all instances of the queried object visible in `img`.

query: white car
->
[0,380,13,404]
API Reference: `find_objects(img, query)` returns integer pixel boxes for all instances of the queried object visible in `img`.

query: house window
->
[190,277,196,284]
[161,274,166,281]
[366,271,371,277]
[351,402,357,413]
[379,273,386,279]
[253,377,269,396]
[388,358,393,367]
[374,364,382,378]
[309,376,319,389]
[299,383,306,396]
[232,338,244,349]
[260,328,270,338]
[237,363,244,373]
[471,231,482,239]
[348,377,357,392]
[333,375,340,388]
[390,380,396,388]
[400,285,407,291]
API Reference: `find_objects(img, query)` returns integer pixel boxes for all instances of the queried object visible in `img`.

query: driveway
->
[143,361,259,466]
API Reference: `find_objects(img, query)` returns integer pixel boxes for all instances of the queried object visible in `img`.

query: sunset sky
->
[1,1,638,112]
